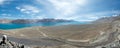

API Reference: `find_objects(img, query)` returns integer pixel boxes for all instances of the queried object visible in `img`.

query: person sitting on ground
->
[0,35,8,45]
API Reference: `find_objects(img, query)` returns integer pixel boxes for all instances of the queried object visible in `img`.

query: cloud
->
[0,13,11,16]
[35,0,88,18]
[74,10,120,21]
[50,0,87,16]
[16,5,41,15]
[0,13,13,19]
[0,0,6,5]
[54,10,119,21]
[0,0,12,5]
[34,0,120,21]
[31,15,47,19]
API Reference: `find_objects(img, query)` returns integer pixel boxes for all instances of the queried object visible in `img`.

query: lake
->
[0,21,90,30]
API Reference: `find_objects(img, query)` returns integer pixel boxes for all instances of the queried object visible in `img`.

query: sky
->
[0,0,120,21]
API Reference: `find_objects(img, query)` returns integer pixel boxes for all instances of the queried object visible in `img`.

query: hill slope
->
[1,16,120,48]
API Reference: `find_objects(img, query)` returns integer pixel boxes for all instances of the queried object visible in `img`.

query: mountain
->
[0,19,12,23]
[1,23,110,48]
[1,15,120,48]
[11,19,37,24]
[93,15,120,23]
[37,19,73,22]
[0,18,75,24]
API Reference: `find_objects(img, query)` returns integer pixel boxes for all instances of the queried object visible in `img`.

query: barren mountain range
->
[0,19,74,24]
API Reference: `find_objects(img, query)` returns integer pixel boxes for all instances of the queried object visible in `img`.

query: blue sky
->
[0,0,120,21]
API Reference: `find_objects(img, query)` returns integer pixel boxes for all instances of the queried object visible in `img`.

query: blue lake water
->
[0,22,90,30]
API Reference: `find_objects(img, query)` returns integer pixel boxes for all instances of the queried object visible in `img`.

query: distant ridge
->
[0,18,75,24]
[93,15,120,23]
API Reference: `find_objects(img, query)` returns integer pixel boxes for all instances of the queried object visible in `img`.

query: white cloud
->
[34,0,120,21]
[36,0,88,18]
[0,13,11,16]
[112,14,118,17]
[49,0,87,10]
[0,0,6,5]
[33,15,46,19]
[73,10,120,21]
[0,0,12,5]
[49,0,87,16]
[16,5,41,15]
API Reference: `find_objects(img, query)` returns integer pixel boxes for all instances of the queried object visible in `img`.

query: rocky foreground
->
[0,35,25,48]
[0,35,78,48]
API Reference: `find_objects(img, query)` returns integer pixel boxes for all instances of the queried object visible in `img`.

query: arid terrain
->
[0,16,120,48]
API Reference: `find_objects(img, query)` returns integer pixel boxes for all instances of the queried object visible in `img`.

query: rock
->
[0,35,25,48]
